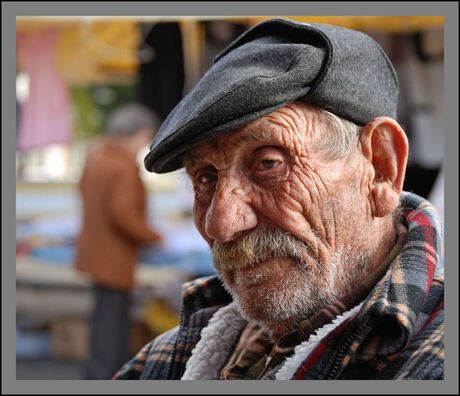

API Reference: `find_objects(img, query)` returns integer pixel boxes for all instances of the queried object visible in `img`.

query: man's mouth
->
[237,255,274,273]
[232,255,296,287]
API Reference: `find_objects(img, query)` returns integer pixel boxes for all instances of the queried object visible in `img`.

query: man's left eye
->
[258,159,279,170]
[198,173,217,184]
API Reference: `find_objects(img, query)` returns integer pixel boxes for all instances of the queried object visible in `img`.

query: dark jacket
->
[114,192,444,379]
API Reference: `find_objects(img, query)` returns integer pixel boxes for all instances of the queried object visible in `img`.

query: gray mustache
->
[211,225,313,272]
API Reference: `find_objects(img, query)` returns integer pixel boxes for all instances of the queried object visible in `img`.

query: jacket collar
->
[351,192,444,360]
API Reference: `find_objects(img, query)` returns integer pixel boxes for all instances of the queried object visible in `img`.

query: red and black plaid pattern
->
[291,193,444,380]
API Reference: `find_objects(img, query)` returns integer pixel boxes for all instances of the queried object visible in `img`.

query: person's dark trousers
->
[84,284,131,379]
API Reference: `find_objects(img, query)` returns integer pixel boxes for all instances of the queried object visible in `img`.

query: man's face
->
[185,102,374,331]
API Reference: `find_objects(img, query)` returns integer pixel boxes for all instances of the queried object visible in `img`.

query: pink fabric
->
[16,29,73,151]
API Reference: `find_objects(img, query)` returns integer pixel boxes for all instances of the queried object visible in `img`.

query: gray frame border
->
[3,2,458,394]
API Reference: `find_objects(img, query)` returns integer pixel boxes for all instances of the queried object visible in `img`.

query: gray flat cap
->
[145,18,399,173]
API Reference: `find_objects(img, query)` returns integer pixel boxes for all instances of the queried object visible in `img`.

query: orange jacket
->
[74,140,161,291]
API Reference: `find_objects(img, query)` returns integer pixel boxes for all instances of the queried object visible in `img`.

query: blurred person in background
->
[114,18,444,381]
[74,103,163,379]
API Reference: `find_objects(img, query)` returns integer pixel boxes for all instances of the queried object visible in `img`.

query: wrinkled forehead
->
[183,102,325,168]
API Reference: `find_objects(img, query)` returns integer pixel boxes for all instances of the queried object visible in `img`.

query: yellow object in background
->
[246,16,444,33]
[16,19,141,85]
[57,21,141,85]
[143,298,180,335]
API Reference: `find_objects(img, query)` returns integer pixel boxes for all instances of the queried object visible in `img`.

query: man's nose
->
[204,179,258,243]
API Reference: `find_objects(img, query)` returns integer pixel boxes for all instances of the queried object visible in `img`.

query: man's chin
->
[231,289,302,327]
[218,258,316,324]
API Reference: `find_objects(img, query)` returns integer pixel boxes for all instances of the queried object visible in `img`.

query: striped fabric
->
[114,192,444,380]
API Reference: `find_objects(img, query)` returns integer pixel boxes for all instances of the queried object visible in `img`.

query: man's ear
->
[359,117,409,218]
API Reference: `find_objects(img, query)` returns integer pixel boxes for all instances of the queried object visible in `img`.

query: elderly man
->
[114,18,444,380]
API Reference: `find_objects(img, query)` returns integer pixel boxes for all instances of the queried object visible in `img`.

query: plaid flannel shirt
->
[114,192,444,380]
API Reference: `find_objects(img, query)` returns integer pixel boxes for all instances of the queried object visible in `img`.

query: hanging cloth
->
[16,29,73,151]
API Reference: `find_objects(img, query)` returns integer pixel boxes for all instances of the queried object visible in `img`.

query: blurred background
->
[15,16,444,379]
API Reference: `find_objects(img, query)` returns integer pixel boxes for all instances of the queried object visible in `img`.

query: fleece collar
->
[181,300,365,380]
